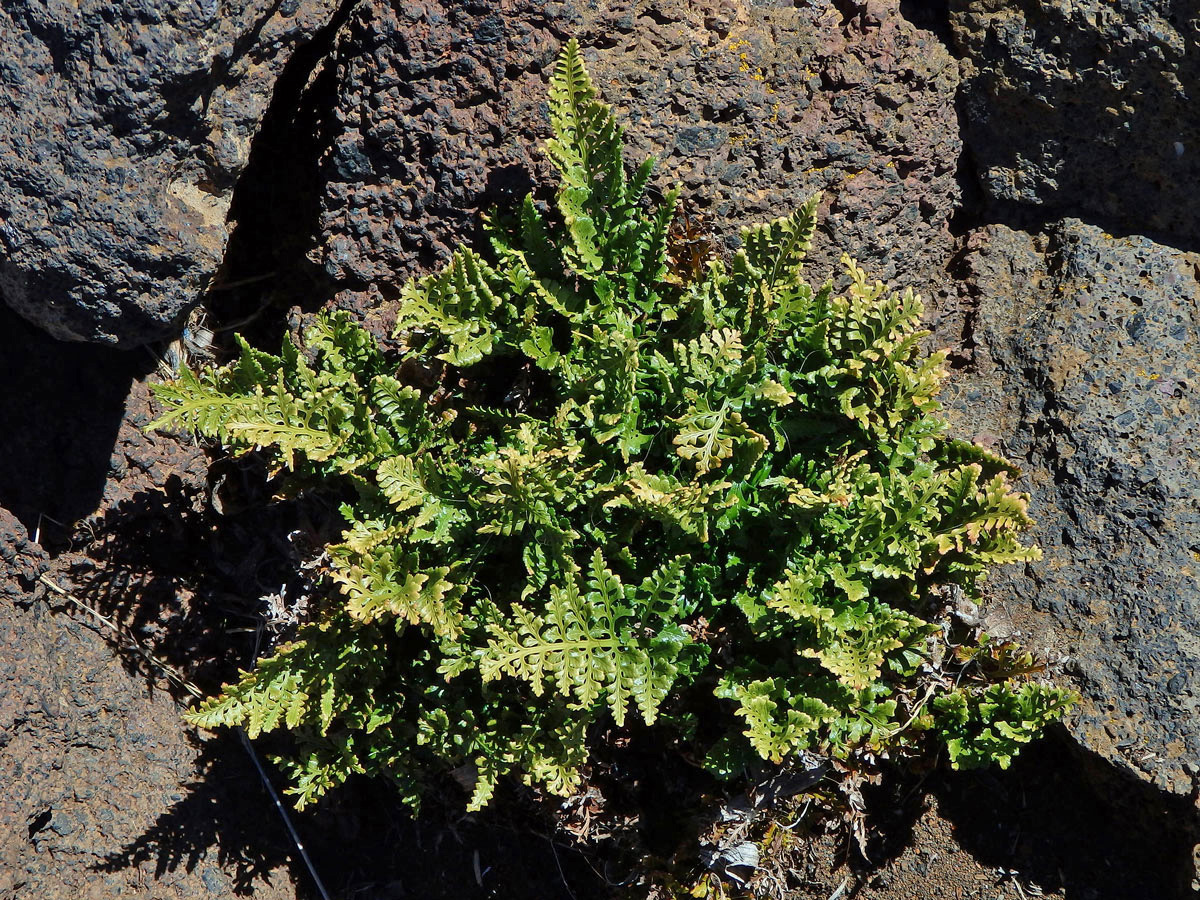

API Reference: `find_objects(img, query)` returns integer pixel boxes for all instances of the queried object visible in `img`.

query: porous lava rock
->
[945,220,1200,797]
[312,0,966,326]
[0,507,46,604]
[0,0,338,346]
[951,0,1200,248]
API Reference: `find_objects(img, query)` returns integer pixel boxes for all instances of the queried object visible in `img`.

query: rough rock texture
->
[951,0,1200,248]
[0,520,295,899]
[0,0,338,346]
[5,1,1199,896]
[944,220,1200,797]
[0,308,312,898]
[312,0,966,329]
[0,507,46,604]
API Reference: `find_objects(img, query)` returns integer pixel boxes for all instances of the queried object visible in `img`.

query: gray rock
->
[0,507,46,601]
[0,0,338,346]
[945,220,1200,796]
[313,0,965,325]
[951,1,1200,248]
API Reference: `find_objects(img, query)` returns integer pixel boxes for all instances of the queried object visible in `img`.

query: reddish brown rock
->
[310,0,965,327]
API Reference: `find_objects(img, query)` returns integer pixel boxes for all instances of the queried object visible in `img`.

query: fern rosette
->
[151,40,1073,811]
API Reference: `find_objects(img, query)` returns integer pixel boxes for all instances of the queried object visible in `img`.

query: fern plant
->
[151,40,1073,811]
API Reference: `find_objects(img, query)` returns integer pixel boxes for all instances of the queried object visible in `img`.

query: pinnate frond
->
[395,248,506,366]
[333,551,464,639]
[741,193,821,290]
[480,549,688,725]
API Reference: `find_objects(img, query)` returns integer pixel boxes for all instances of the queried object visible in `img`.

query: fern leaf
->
[545,39,624,211]
[609,465,730,541]
[742,193,821,290]
[671,397,734,473]
[480,549,685,726]
[395,249,505,366]
[229,334,282,389]
[226,420,341,465]
[936,437,1023,478]
[766,563,832,623]
[671,399,765,474]
[725,678,837,763]
[185,646,309,739]
[148,367,261,439]
[805,604,927,690]
[637,555,691,619]
[376,455,427,511]
[370,375,427,448]
[334,556,464,638]
[559,186,605,275]
[306,309,386,381]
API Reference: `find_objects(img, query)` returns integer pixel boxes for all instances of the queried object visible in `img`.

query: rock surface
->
[312,0,966,329]
[0,511,301,900]
[945,220,1200,797]
[951,0,1200,248]
[2,1,1199,896]
[0,0,338,346]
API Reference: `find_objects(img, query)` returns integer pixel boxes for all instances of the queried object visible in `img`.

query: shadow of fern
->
[64,461,343,700]
[65,470,609,899]
[91,733,302,897]
[97,735,609,900]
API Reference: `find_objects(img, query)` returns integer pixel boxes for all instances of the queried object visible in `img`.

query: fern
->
[395,248,506,366]
[152,41,1070,812]
[477,550,685,726]
[933,682,1076,770]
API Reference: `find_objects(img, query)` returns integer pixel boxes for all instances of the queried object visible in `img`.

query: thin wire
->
[244,606,331,900]
[237,729,332,900]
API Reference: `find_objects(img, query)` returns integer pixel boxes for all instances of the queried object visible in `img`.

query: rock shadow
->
[206,0,359,349]
[951,0,1200,254]
[0,303,149,538]
[936,727,1199,899]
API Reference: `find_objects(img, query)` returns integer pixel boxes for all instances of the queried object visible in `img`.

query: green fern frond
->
[376,454,433,512]
[156,40,1060,813]
[671,399,766,474]
[185,645,309,739]
[608,466,730,541]
[805,604,927,691]
[741,192,821,291]
[723,678,838,763]
[545,39,625,220]
[369,375,428,449]
[333,553,464,638]
[934,682,1077,770]
[479,549,687,726]
[765,563,832,623]
[395,248,506,365]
